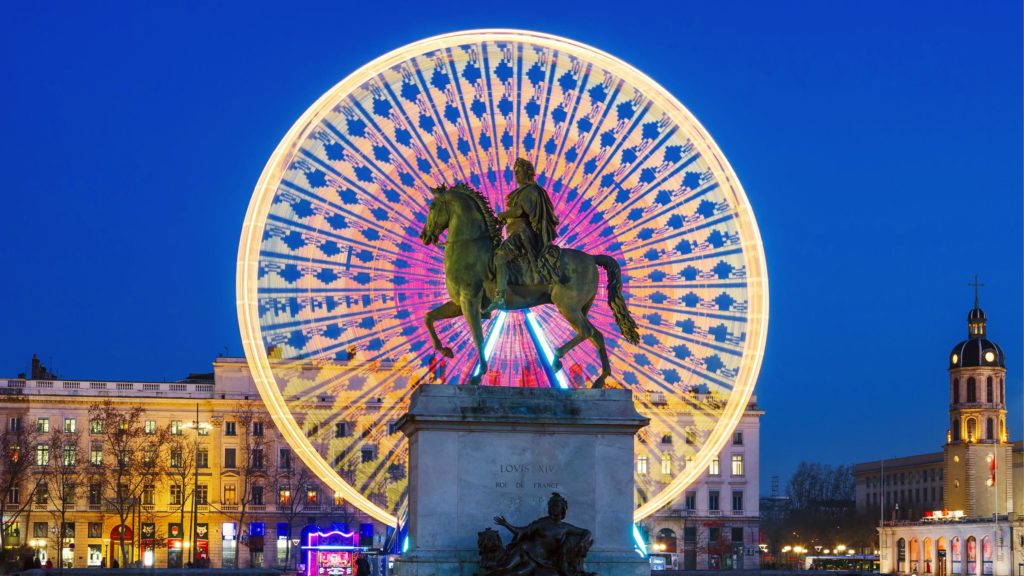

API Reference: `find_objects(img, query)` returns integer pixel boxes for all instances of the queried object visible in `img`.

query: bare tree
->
[42,426,86,574]
[0,410,39,559]
[87,402,168,567]
[270,448,315,569]
[212,403,269,568]
[164,431,196,560]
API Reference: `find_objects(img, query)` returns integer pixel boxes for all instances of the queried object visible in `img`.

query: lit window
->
[36,444,49,466]
[170,485,182,506]
[661,454,672,475]
[223,485,236,505]
[731,455,744,476]
[637,456,648,475]
[144,420,156,435]
[709,457,720,476]
[333,492,344,508]
[171,421,183,435]
[306,486,318,506]
[90,419,102,434]
[61,445,76,466]
[64,418,76,433]
[278,486,291,506]
[197,448,209,468]
[170,449,183,468]
[37,418,49,433]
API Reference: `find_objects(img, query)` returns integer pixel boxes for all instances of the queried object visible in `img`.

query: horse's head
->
[420,184,450,246]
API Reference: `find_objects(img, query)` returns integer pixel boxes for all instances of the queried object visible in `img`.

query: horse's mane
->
[443,183,501,249]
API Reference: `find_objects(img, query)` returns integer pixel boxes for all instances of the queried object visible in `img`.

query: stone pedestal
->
[394,384,650,576]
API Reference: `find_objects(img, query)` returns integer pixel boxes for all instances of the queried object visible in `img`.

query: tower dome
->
[949,279,1005,369]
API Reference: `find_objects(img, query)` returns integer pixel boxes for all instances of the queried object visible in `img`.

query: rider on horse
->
[485,157,560,314]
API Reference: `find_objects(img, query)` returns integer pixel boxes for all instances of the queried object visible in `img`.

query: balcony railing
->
[249,504,266,512]
[1,378,217,399]
[708,510,722,516]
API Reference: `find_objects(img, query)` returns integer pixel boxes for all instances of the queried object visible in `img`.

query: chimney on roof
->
[30,354,55,380]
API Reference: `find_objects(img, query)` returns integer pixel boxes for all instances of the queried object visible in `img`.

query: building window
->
[661,454,672,475]
[170,449,183,468]
[685,492,696,511]
[661,434,673,445]
[170,421,183,435]
[732,490,744,511]
[64,418,76,433]
[144,420,156,435]
[170,485,182,506]
[224,484,236,505]
[636,456,648,475]
[986,377,993,403]
[333,492,344,508]
[197,423,209,436]
[733,431,743,445]
[335,422,349,438]
[252,421,264,437]
[7,486,19,504]
[62,445,76,466]
[708,490,720,511]
[196,484,208,505]
[966,418,977,442]
[278,487,291,507]
[306,486,318,506]
[953,378,960,403]
[89,419,102,434]
[88,522,102,538]
[731,455,744,476]
[732,527,744,542]
[709,457,720,476]
[8,417,21,432]
[967,378,977,402]
[224,448,236,469]
[251,448,265,469]
[684,526,697,543]
[251,486,264,506]
[88,484,101,506]
[279,449,291,470]
[361,447,375,464]
[37,418,49,433]
[197,448,209,468]
[388,463,404,480]
[35,486,47,505]
[36,444,49,466]
[88,443,102,466]
[224,421,236,436]
[986,418,994,440]
[142,485,154,506]
[952,419,960,441]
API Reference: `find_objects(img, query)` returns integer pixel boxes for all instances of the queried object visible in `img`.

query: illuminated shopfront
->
[304,530,362,576]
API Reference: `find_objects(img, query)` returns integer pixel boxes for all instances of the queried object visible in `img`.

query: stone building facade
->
[640,396,762,570]
[0,357,384,569]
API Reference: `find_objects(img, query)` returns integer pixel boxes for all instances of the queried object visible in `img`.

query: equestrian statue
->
[419,158,639,387]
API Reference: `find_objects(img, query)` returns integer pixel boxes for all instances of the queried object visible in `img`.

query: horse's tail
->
[594,255,640,345]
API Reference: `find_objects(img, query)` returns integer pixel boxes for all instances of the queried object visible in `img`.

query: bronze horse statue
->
[419,183,639,387]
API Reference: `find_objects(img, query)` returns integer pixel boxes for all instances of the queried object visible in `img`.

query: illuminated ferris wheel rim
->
[237,29,769,527]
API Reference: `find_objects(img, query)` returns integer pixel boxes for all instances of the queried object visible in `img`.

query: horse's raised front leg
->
[425,300,462,358]
[461,293,486,385]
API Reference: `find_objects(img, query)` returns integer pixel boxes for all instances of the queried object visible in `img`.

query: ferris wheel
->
[237,29,768,528]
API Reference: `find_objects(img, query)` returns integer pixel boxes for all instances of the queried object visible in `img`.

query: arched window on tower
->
[967,378,976,403]
[966,418,977,442]
[953,378,960,403]
[986,418,993,441]
[986,377,993,403]
[1000,378,1004,403]
[952,419,960,442]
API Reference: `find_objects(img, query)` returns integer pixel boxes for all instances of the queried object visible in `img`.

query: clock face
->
[984,351,996,363]
[951,353,959,364]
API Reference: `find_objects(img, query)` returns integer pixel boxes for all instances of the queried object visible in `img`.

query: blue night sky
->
[2,1,1020,489]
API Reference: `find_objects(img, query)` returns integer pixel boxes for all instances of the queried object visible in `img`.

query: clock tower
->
[943,281,1011,517]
